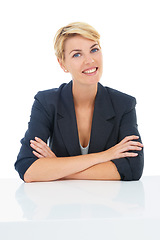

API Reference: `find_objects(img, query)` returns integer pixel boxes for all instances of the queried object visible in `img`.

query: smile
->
[82,67,98,74]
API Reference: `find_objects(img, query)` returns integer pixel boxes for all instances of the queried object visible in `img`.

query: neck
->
[72,81,98,108]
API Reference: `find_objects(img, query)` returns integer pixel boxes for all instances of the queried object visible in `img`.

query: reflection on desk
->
[16,180,145,220]
[0,176,160,240]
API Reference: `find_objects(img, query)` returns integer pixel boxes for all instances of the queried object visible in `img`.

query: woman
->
[15,22,144,182]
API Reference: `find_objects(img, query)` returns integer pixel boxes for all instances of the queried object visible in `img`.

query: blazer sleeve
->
[111,98,144,181]
[14,92,54,180]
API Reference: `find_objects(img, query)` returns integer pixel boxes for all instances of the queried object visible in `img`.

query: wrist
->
[103,148,113,162]
[96,150,111,163]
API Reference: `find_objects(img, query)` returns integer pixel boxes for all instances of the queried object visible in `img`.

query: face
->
[58,35,103,86]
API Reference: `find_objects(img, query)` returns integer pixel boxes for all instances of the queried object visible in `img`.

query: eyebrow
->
[69,43,99,55]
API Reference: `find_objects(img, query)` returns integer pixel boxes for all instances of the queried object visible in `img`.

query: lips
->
[82,67,98,74]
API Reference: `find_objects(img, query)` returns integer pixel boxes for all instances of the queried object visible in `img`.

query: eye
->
[91,48,99,53]
[72,53,81,58]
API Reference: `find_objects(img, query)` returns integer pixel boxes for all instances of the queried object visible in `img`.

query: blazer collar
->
[89,82,116,153]
[57,81,115,156]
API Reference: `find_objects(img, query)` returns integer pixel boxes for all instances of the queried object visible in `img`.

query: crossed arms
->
[24,135,143,182]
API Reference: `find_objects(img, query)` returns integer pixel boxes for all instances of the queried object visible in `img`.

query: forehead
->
[64,35,97,52]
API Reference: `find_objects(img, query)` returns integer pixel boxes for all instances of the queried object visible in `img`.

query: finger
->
[31,138,56,158]
[121,152,138,158]
[34,141,53,156]
[30,140,43,150]
[31,139,52,153]
[120,143,142,153]
[31,139,46,149]
[32,150,44,158]
[30,143,46,155]
[125,146,142,152]
[128,141,143,148]
[35,137,47,146]
[30,142,54,158]
[30,140,49,154]
[120,135,139,144]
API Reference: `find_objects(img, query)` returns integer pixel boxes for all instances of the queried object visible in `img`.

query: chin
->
[86,75,101,84]
[88,78,100,84]
[73,74,101,86]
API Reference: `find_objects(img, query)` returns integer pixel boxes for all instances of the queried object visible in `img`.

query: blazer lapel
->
[89,83,116,154]
[57,81,115,156]
[57,81,81,156]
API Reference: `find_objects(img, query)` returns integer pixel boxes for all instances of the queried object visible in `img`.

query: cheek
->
[69,61,82,74]
[100,56,103,68]
[97,54,103,74]
[97,53,103,64]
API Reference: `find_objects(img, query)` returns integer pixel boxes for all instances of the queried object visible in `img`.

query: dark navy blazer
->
[15,81,144,181]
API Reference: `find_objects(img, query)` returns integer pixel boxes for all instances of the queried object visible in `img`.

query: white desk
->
[0,176,160,240]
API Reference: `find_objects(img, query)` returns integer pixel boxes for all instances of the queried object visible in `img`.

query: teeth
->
[83,68,97,74]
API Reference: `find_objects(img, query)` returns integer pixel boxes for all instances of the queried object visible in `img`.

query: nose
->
[84,55,94,64]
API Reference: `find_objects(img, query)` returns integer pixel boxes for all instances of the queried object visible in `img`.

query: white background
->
[0,0,159,178]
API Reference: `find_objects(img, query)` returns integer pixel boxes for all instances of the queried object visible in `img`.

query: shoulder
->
[31,82,69,118]
[100,84,137,112]
[35,82,67,104]
[107,86,136,104]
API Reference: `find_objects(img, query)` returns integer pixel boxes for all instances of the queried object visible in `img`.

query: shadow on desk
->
[15,180,145,221]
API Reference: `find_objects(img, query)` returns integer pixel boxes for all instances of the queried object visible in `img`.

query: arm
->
[15,91,55,180]
[112,107,144,181]
[24,136,143,182]
[61,161,121,180]
[24,151,111,182]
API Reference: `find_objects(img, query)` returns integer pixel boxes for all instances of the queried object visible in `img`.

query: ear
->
[57,58,69,73]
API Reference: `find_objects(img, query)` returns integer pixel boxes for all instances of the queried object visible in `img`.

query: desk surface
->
[0,176,160,240]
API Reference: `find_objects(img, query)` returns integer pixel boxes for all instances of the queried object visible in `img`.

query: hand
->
[106,135,143,161]
[30,137,56,158]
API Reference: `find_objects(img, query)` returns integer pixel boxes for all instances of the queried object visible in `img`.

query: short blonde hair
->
[54,22,100,62]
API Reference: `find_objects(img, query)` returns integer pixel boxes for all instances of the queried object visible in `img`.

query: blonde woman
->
[15,22,144,182]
